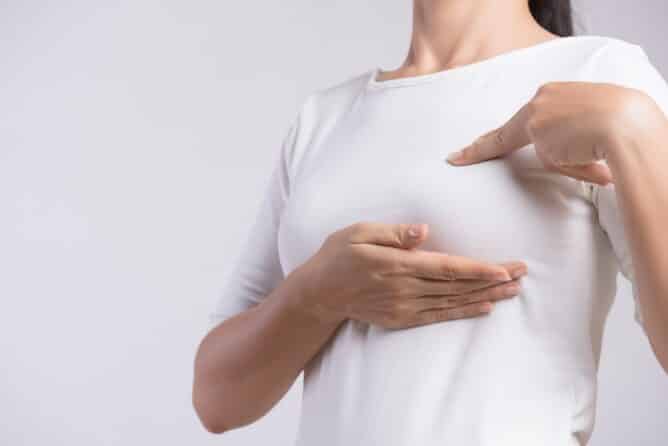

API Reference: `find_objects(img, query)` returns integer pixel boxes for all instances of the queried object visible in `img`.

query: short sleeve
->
[208,107,303,328]
[588,182,645,329]
[585,39,668,330]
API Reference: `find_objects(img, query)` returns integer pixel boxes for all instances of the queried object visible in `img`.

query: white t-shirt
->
[210,35,668,446]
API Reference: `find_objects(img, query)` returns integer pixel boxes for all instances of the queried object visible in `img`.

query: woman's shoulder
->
[567,34,652,71]
[289,68,373,146]
[573,34,643,51]
[299,69,374,121]
[281,69,373,180]
[575,35,668,111]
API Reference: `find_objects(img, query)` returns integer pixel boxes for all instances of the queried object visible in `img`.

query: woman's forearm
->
[606,117,668,373]
[192,265,343,433]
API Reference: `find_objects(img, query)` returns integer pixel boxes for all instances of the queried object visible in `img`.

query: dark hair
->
[529,0,574,37]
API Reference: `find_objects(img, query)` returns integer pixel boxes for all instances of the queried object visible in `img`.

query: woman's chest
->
[277,97,594,275]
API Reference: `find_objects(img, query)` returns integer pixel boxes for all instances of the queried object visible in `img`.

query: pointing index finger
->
[446,101,533,165]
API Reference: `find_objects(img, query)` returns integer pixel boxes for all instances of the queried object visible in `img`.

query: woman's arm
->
[604,104,668,372]
[193,221,526,433]
[193,263,342,434]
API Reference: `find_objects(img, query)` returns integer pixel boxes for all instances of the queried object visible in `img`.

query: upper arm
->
[587,181,645,330]
[208,102,306,328]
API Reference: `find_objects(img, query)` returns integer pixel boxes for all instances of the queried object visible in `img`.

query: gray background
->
[1,1,666,445]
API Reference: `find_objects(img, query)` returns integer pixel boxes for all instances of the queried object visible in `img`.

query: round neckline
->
[366,35,601,90]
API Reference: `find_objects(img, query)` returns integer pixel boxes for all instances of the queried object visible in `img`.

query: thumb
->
[399,223,429,249]
[537,149,614,185]
[346,222,429,249]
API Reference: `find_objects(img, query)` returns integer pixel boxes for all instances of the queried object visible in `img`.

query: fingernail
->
[494,271,512,281]
[446,150,464,163]
[407,224,423,238]
[504,283,521,296]
[511,265,528,278]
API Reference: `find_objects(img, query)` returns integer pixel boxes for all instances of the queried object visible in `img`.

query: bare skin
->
[377,0,559,84]
[192,0,574,435]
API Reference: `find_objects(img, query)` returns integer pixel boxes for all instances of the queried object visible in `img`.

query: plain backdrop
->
[2,1,667,445]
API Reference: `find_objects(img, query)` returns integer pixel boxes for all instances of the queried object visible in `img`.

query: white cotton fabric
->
[210,35,668,446]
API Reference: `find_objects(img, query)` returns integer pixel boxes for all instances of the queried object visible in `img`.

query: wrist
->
[604,91,668,167]
[605,119,668,176]
[274,263,347,328]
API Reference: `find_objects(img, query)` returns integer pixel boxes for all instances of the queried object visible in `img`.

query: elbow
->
[201,419,229,435]
[199,416,228,435]
[192,389,230,435]
[193,332,233,434]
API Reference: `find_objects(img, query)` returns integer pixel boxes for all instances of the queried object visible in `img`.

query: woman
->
[193,1,668,444]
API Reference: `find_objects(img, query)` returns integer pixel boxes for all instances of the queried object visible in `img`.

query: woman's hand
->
[294,222,527,329]
[445,80,668,373]
[445,81,666,184]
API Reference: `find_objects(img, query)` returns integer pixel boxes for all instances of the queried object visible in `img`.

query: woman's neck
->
[379,0,558,81]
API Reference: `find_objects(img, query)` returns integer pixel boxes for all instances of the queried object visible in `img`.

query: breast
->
[279,110,593,271]
[278,103,617,342]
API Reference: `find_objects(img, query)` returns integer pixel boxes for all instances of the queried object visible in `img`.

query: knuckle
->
[343,245,367,270]
[525,116,541,135]
[381,280,403,297]
[395,282,413,299]
[467,140,480,157]
[379,251,405,276]
[440,262,457,281]
[396,223,411,237]
[493,128,505,147]
[324,230,339,245]
[350,245,386,273]
[389,258,406,276]
[347,242,372,262]
[389,224,408,247]
[536,81,560,98]
[525,98,540,116]
[350,221,370,235]
[535,83,551,96]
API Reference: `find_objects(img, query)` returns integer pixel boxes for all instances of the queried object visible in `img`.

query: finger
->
[555,163,614,185]
[401,300,495,328]
[398,250,514,281]
[496,260,529,278]
[446,101,532,165]
[411,261,527,296]
[536,149,613,185]
[411,277,522,311]
[345,221,429,249]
